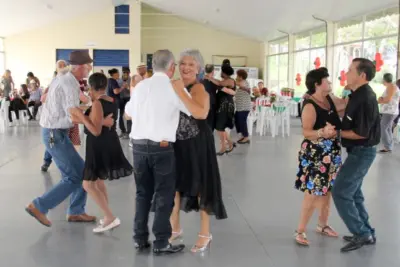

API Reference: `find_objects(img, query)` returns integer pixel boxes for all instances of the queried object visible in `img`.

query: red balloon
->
[295,73,301,86]
[314,57,321,69]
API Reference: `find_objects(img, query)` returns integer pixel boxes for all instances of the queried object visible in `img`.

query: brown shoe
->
[25,203,51,227]
[67,214,97,223]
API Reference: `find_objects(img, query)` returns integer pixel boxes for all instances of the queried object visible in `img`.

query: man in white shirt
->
[25,51,96,227]
[128,63,148,147]
[125,49,188,255]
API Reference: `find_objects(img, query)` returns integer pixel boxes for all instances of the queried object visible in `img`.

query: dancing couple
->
[294,59,380,252]
[126,49,227,255]
[26,51,132,234]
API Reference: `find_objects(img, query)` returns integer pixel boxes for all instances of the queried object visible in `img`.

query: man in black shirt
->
[202,64,218,131]
[332,58,380,253]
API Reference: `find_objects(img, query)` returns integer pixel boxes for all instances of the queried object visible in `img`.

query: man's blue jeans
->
[33,128,87,215]
[332,146,376,238]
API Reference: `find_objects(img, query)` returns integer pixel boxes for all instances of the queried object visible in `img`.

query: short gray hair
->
[152,50,175,72]
[179,49,204,72]
[56,60,68,74]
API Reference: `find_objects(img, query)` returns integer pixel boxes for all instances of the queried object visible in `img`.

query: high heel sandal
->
[191,234,212,253]
[170,229,184,242]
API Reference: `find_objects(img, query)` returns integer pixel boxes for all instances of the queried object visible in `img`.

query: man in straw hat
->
[130,62,147,92]
[25,50,98,227]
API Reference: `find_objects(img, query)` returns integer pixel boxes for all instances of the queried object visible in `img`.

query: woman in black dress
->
[205,63,236,155]
[170,49,227,253]
[70,73,133,234]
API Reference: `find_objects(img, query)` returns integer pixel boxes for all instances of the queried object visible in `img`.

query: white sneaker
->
[93,218,121,233]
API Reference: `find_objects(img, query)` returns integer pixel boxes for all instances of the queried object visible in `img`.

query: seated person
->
[27,80,42,120]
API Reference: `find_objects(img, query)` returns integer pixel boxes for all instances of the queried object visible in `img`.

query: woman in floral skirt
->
[294,67,346,246]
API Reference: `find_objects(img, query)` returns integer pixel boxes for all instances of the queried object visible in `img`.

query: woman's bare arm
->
[173,82,209,119]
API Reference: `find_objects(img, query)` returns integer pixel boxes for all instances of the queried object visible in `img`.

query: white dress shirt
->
[125,72,190,142]
[40,72,80,129]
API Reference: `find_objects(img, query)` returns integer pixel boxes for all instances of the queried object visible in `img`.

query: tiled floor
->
[1,120,399,267]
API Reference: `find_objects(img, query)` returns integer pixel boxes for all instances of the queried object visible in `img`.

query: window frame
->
[333,8,399,95]
[267,37,289,91]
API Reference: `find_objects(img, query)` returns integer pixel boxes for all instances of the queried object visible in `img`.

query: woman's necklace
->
[311,95,330,110]
[96,93,107,100]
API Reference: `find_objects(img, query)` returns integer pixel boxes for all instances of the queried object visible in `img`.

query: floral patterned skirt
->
[295,138,342,196]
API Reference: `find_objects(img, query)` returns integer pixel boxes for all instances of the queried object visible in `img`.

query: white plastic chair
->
[0,99,9,132]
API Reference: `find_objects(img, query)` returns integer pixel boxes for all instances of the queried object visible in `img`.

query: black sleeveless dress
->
[174,83,228,220]
[295,96,342,196]
[215,79,236,131]
[83,98,133,181]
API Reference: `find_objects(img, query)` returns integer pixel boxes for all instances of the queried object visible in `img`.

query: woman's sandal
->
[169,229,184,242]
[294,231,309,246]
[316,225,338,238]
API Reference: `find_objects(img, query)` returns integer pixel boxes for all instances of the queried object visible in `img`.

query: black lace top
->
[176,84,200,140]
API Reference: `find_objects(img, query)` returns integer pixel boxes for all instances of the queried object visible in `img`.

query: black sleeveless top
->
[176,84,200,140]
[302,95,341,131]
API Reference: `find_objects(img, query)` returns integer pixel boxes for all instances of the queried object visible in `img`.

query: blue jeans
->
[33,128,87,215]
[332,146,376,238]
[132,140,176,249]
[43,150,52,166]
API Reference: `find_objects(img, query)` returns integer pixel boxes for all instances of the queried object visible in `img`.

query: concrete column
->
[129,0,141,68]
[326,22,336,78]
[263,42,268,83]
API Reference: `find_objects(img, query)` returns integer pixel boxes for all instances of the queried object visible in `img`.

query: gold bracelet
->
[317,129,322,138]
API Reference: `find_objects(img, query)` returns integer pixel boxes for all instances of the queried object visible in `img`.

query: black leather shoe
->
[343,235,376,244]
[135,241,151,251]
[340,235,375,252]
[153,243,185,255]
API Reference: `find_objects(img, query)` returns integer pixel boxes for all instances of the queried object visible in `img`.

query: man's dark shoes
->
[341,235,375,252]
[343,234,376,244]
[153,243,185,255]
[135,241,151,251]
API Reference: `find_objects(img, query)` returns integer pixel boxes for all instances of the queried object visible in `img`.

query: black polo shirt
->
[341,83,380,148]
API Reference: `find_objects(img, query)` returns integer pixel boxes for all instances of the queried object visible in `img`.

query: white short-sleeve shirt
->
[125,72,190,143]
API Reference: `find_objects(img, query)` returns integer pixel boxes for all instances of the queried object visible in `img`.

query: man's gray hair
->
[152,50,175,72]
[56,60,68,74]
[179,49,204,72]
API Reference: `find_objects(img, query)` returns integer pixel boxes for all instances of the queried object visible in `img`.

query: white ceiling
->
[142,0,399,40]
[0,0,398,40]
[0,0,114,37]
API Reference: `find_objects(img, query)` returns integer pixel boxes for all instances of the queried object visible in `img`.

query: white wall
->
[4,1,141,86]
[141,5,263,75]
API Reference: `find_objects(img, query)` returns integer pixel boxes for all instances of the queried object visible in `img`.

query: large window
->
[333,7,399,96]
[115,5,130,34]
[0,38,4,75]
[267,38,289,92]
[294,27,327,94]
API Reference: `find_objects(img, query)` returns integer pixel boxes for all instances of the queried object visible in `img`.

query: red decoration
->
[295,73,302,86]
[374,52,384,72]
[339,70,347,87]
[314,57,321,69]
